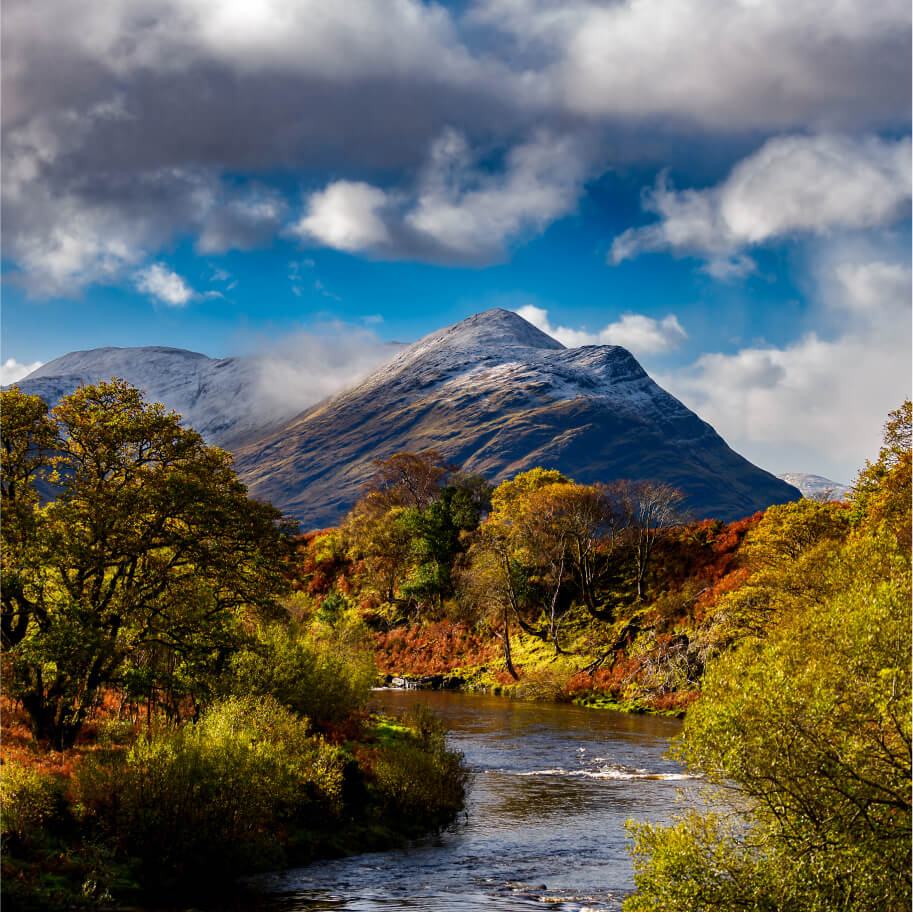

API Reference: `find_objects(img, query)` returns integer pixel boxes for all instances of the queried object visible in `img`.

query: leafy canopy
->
[1,380,293,748]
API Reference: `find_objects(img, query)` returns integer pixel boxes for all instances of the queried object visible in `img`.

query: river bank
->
[373,619,699,718]
[0,698,469,912]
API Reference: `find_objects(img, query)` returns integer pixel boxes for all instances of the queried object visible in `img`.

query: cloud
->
[197,187,287,254]
[292,181,392,253]
[2,1,909,290]
[515,305,687,354]
[1,358,44,385]
[659,254,912,481]
[134,263,197,307]
[292,128,595,262]
[610,134,912,276]
[474,0,910,130]
[249,323,403,416]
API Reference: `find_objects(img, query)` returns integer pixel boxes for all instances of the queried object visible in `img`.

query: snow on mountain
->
[14,347,277,444]
[234,309,801,528]
[777,473,852,501]
[11,340,401,446]
[10,309,802,527]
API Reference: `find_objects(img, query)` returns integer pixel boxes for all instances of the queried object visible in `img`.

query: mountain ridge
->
[232,309,800,526]
[9,308,801,527]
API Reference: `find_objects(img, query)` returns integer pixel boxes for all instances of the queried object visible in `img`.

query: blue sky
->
[2,0,910,482]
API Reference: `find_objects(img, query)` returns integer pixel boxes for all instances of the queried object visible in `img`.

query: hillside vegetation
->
[289,402,911,910]
[0,382,468,909]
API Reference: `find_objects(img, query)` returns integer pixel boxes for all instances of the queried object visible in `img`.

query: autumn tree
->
[852,400,912,546]
[626,530,912,912]
[468,470,629,652]
[625,403,913,912]
[365,449,453,509]
[1,381,293,748]
[611,480,685,600]
[458,535,521,679]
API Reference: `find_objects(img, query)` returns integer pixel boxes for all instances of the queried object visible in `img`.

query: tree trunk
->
[502,610,519,680]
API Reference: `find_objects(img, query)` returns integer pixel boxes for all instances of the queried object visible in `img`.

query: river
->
[248,689,696,912]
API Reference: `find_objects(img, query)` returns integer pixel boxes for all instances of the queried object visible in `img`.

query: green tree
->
[400,485,483,612]
[1,380,293,748]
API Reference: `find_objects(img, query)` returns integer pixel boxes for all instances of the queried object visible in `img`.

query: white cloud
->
[291,181,392,253]
[659,256,912,481]
[134,263,197,307]
[292,129,594,262]
[404,127,591,259]
[1,358,44,385]
[515,305,687,354]
[610,134,912,276]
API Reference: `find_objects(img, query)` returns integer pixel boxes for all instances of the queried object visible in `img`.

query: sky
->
[2,0,911,483]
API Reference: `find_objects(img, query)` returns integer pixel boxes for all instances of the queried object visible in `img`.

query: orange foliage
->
[373,621,497,675]
[642,690,699,713]
[291,529,351,598]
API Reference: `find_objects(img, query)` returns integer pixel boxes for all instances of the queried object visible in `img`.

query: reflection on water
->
[248,690,693,912]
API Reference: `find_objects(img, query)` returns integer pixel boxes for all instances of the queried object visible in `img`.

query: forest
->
[0,381,468,909]
[2,380,910,911]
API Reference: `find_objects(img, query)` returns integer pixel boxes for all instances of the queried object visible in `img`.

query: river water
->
[249,690,696,912]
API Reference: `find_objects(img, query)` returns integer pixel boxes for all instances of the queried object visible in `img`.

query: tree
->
[1,381,293,748]
[473,470,570,651]
[625,407,913,911]
[626,530,911,912]
[399,485,483,613]
[852,400,912,547]
[469,471,623,652]
[612,480,685,601]
[364,450,452,510]
[343,495,414,605]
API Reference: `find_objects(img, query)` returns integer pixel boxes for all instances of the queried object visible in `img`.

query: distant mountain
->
[777,473,852,501]
[232,309,801,527]
[10,342,403,447]
[14,347,275,445]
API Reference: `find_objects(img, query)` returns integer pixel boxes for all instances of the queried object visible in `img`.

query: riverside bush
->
[223,623,375,722]
[374,706,469,827]
[77,696,345,880]
[0,760,65,846]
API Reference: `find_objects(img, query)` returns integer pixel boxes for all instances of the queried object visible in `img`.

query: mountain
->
[9,341,412,447]
[777,473,852,501]
[13,346,285,445]
[232,309,800,527]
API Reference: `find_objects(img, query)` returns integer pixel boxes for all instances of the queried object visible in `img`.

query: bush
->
[77,696,345,880]
[373,706,469,827]
[0,760,65,846]
[223,623,375,722]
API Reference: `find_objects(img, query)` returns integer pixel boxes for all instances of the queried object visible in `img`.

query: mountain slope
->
[13,346,283,445]
[233,309,800,527]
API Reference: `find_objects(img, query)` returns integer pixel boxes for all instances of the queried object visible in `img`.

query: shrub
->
[0,760,65,846]
[373,706,469,828]
[77,696,345,880]
[223,623,375,723]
